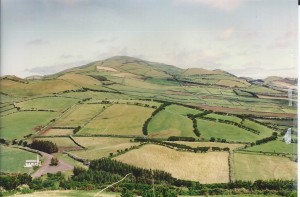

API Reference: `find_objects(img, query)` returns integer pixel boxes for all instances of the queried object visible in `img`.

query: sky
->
[1,0,298,79]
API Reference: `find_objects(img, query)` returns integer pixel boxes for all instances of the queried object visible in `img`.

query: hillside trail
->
[31,151,74,178]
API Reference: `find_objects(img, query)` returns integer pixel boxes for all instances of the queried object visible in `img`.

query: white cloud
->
[173,0,245,11]
[27,39,49,45]
[219,27,235,40]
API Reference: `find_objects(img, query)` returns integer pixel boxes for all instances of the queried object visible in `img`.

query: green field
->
[245,140,297,154]
[38,137,79,148]
[204,113,242,124]
[0,146,37,173]
[15,96,79,112]
[234,153,297,181]
[70,137,139,160]
[79,104,154,136]
[148,105,198,138]
[54,104,106,127]
[242,119,276,138]
[197,119,259,142]
[0,111,59,140]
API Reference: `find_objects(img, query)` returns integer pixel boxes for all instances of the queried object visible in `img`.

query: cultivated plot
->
[79,104,154,136]
[234,153,297,181]
[115,144,229,183]
[0,146,37,173]
[0,111,59,140]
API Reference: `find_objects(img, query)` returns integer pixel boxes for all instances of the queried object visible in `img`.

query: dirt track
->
[32,152,74,178]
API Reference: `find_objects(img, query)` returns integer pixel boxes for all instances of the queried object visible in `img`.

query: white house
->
[24,154,41,167]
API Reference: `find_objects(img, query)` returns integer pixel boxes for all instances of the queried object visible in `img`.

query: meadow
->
[54,104,106,127]
[245,140,297,155]
[115,144,229,183]
[0,111,59,140]
[79,104,154,136]
[0,146,37,173]
[70,137,139,160]
[234,152,297,181]
[204,113,242,124]
[196,119,259,142]
[15,96,79,112]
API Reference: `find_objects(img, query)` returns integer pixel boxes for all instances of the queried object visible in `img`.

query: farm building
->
[24,154,41,167]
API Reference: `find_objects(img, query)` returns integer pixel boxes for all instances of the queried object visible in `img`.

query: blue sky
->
[1,0,297,78]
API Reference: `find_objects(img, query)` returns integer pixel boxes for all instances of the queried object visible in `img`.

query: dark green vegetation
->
[0,56,297,196]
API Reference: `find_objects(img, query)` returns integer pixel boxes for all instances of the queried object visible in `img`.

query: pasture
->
[15,96,79,112]
[234,153,297,181]
[12,190,119,197]
[204,113,242,124]
[147,105,199,138]
[79,104,154,136]
[0,146,37,173]
[115,144,229,183]
[0,111,59,140]
[43,129,74,136]
[54,104,106,127]
[197,119,259,142]
[172,141,245,150]
[70,137,139,160]
[245,140,297,155]
[38,137,79,151]
[241,119,276,138]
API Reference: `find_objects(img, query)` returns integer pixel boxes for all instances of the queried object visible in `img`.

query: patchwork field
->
[234,153,297,181]
[54,104,106,127]
[0,146,37,173]
[15,96,79,112]
[0,111,59,140]
[172,141,245,150]
[70,137,139,160]
[147,105,199,138]
[79,104,154,136]
[115,144,229,183]
[197,119,259,142]
[245,140,297,155]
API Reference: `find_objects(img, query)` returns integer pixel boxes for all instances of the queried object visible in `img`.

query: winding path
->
[32,152,74,178]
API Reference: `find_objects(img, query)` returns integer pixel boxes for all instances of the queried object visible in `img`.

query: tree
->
[121,188,134,197]
[209,137,215,142]
[30,140,58,154]
[50,157,59,166]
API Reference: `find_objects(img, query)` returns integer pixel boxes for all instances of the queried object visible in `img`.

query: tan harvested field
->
[54,104,106,127]
[234,153,297,181]
[58,73,101,86]
[71,137,139,160]
[115,144,229,183]
[38,137,80,151]
[79,104,154,136]
[172,141,245,150]
[43,129,74,136]
[97,66,118,72]
[216,79,250,88]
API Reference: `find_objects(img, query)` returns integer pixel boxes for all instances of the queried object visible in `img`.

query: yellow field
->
[172,141,245,150]
[43,129,74,136]
[115,144,229,183]
[58,73,101,87]
[234,153,297,181]
[79,104,154,136]
[39,137,78,148]
[1,79,78,97]
[216,79,250,88]
[54,104,106,127]
[70,137,139,160]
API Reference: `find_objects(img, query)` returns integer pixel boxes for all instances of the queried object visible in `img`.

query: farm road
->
[32,152,74,178]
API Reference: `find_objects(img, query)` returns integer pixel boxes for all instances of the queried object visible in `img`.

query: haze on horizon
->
[1,0,297,79]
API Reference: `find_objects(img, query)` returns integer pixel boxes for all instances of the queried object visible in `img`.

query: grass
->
[204,113,242,124]
[0,111,59,140]
[79,104,154,136]
[172,141,245,150]
[54,104,106,127]
[197,119,259,142]
[115,144,229,183]
[38,137,79,148]
[15,96,79,112]
[70,137,139,160]
[1,79,79,97]
[245,140,297,155]
[43,129,74,136]
[12,190,119,197]
[242,119,276,138]
[0,146,37,173]
[234,153,297,181]
[148,109,195,138]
